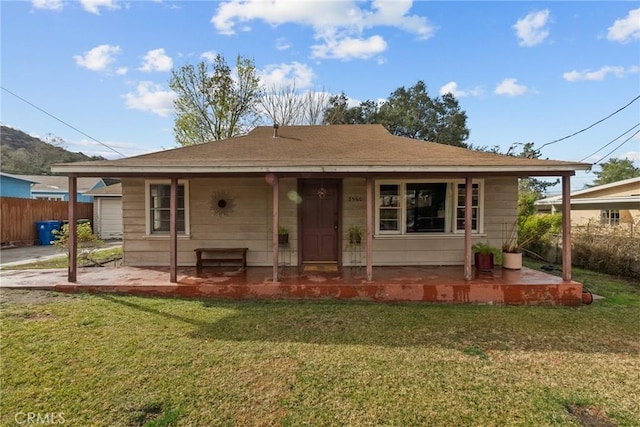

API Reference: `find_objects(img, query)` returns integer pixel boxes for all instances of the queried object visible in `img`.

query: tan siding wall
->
[341,177,517,266]
[122,177,298,267]
[572,209,640,226]
[122,176,518,267]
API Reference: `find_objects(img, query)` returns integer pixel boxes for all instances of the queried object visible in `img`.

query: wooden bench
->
[194,248,248,273]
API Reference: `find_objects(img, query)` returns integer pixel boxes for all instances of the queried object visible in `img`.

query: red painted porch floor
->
[49,265,583,306]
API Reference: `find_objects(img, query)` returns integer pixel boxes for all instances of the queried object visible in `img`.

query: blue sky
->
[2,0,639,189]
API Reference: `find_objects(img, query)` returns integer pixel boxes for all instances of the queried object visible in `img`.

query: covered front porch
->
[52,265,584,306]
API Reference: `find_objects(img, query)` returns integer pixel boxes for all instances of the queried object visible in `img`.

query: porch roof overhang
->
[51,163,586,177]
[535,195,640,210]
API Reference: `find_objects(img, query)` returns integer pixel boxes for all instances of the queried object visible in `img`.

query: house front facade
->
[53,125,590,284]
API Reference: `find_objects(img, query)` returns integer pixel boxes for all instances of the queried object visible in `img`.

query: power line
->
[1,86,126,157]
[537,94,640,150]
[579,122,640,162]
[594,128,640,165]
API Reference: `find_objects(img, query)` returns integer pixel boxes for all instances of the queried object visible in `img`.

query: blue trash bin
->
[35,220,62,245]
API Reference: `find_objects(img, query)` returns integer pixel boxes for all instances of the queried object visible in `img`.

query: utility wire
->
[537,94,640,150]
[593,128,640,165]
[579,122,640,162]
[1,86,126,157]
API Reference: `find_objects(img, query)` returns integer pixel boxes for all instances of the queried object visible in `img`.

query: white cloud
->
[275,37,291,51]
[619,151,640,162]
[259,62,315,89]
[563,65,640,82]
[311,35,387,60]
[513,9,550,47]
[438,81,482,98]
[607,8,640,43]
[494,78,528,96]
[116,67,128,75]
[139,48,173,72]
[74,44,121,72]
[122,81,176,117]
[31,0,63,11]
[211,0,435,61]
[80,0,119,14]
[200,50,218,63]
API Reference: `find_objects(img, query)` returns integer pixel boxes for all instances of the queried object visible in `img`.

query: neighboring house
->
[53,124,590,283]
[12,175,106,202]
[84,183,123,239]
[535,177,640,227]
[0,172,37,198]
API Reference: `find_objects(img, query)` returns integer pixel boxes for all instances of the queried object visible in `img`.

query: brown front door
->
[300,180,340,263]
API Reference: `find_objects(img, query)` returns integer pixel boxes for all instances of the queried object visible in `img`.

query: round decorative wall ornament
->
[210,190,236,217]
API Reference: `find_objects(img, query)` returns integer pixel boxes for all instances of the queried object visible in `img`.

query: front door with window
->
[299,180,340,264]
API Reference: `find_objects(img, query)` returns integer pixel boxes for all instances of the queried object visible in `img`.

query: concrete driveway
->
[0,240,122,267]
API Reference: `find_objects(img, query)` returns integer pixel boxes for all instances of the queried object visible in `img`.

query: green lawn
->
[1,266,638,426]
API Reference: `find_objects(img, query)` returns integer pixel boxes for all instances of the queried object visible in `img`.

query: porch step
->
[303,263,338,272]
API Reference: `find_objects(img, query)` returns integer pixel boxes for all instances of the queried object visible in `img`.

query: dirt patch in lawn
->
[0,288,79,306]
[567,405,617,427]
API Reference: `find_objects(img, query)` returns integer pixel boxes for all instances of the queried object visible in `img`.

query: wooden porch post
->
[67,174,78,282]
[366,177,374,282]
[561,173,572,281]
[271,175,279,282]
[169,177,178,283]
[464,176,473,280]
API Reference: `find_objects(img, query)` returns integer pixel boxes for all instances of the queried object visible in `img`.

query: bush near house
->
[52,223,104,266]
[572,220,640,279]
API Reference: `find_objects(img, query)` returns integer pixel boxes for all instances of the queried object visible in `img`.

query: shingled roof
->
[52,124,590,176]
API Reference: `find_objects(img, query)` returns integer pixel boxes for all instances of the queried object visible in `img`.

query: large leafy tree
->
[589,158,640,187]
[323,81,469,148]
[169,54,262,145]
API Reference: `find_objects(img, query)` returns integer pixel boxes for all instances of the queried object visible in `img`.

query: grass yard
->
[1,266,639,426]
[1,247,123,270]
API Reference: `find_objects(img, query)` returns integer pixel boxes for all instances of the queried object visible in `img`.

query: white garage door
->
[99,198,123,239]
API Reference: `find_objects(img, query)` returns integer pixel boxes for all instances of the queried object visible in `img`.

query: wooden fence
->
[1,197,93,245]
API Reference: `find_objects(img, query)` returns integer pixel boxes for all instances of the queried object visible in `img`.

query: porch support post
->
[561,173,572,281]
[271,175,279,282]
[464,176,473,281]
[67,174,78,283]
[365,177,374,282]
[169,177,178,283]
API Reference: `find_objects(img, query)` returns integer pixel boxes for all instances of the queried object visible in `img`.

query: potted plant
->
[501,221,530,270]
[278,226,289,244]
[472,241,501,271]
[348,225,364,245]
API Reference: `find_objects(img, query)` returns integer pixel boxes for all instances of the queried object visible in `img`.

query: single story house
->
[84,183,123,239]
[12,174,106,202]
[0,172,37,198]
[52,124,590,284]
[535,176,640,227]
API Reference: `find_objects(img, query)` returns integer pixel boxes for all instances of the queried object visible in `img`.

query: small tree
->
[588,158,640,187]
[53,223,104,266]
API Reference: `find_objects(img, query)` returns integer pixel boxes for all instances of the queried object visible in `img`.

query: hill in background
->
[1,126,106,175]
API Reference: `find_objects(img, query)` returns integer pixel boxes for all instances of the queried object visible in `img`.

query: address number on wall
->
[348,196,364,202]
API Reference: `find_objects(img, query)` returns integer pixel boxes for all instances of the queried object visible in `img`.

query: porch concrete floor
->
[0,265,583,306]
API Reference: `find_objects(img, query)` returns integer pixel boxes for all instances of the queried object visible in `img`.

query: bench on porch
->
[194,247,248,273]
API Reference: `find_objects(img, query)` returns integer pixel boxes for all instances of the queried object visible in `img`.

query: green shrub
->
[53,223,104,266]
[519,214,562,259]
[572,221,640,279]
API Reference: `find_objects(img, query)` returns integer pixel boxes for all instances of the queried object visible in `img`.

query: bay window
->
[376,180,483,235]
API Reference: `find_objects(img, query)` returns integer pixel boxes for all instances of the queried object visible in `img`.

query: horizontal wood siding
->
[370,177,517,266]
[122,177,297,267]
[121,176,518,267]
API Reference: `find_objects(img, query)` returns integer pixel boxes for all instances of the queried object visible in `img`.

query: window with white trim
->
[376,180,483,235]
[146,181,190,235]
[600,209,620,226]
